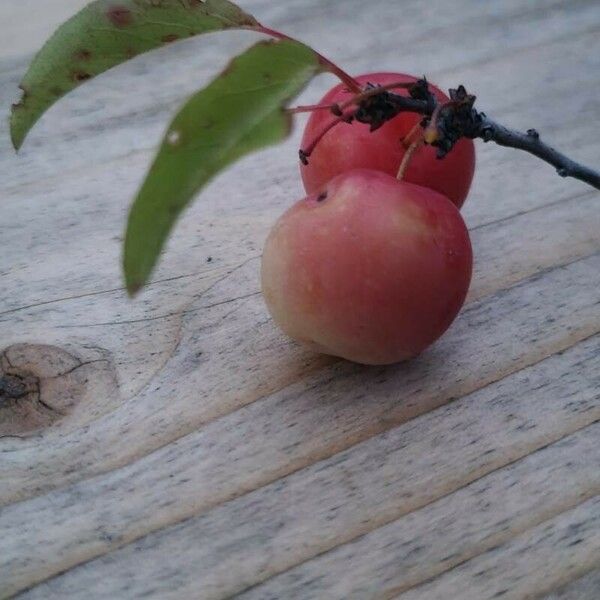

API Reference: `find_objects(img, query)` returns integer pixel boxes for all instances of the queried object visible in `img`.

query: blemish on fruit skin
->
[316,191,328,202]
[107,6,133,28]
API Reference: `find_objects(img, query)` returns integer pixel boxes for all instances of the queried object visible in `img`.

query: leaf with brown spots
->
[10,0,259,150]
[123,40,321,294]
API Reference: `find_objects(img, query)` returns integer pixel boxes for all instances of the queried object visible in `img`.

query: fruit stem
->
[299,113,355,165]
[400,122,423,149]
[287,102,340,114]
[423,103,443,144]
[253,25,361,93]
[396,140,424,181]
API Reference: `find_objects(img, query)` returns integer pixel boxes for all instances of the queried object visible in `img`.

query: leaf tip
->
[124,263,144,297]
[9,115,25,152]
[123,251,145,297]
[10,79,38,150]
[126,281,143,298]
[10,89,29,151]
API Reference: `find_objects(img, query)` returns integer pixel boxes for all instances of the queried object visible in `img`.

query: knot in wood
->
[0,344,111,437]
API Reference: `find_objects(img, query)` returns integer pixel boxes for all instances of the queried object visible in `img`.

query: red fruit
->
[300,72,476,209]
[261,169,473,365]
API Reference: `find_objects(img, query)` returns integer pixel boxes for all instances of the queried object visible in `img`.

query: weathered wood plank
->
[466,190,598,303]
[11,336,600,598]
[2,188,598,509]
[542,569,600,600]
[1,256,600,596]
[0,0,88,63]
[1,1,599,598]
[236,425,600,600]
[394,495,600,600]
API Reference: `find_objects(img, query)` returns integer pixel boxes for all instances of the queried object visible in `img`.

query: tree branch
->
[299,81,600,192]
[476,120,600,189]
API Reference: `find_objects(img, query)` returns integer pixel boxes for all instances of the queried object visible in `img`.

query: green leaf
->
[123,39,321,295]
[10,0,259,150]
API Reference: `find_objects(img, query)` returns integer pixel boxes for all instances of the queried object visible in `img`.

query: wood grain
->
[15,339,600,599]
[395,495,600,600]
[1,0,599,598]
[542,570,600,600]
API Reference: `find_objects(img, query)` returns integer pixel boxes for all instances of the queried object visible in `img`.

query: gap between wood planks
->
[539,568,600,600]
[389,497,600,600]
[237,482,600,600]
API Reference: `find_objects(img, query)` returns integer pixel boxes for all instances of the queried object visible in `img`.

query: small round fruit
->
[300,72,476,209]
[261,169,473,365]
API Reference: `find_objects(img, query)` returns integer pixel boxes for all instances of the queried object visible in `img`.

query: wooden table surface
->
[1,1,599,598]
